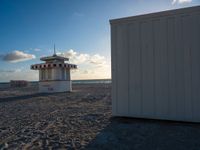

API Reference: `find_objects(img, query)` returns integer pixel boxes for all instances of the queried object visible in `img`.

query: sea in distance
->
[0,79,111,88]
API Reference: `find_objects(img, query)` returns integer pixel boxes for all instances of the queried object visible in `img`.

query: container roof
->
[110,6,200,25]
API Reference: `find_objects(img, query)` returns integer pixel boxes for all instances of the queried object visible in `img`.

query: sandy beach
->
[0,83,111,149]
[0,83,200,150]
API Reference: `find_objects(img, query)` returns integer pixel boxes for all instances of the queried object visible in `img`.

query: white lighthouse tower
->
[31,46,77,93]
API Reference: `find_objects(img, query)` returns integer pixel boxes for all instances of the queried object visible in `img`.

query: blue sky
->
[0,0,199,82]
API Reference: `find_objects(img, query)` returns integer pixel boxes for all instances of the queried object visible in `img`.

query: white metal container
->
[110,6,200,122]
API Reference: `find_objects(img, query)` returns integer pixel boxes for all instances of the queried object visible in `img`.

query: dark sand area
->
[0,84,200,150]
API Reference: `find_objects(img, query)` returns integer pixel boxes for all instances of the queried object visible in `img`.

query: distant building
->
[31,46,77,93]
[10,80,28,87]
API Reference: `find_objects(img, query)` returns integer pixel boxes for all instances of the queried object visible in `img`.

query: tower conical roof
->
[40,55,69,61]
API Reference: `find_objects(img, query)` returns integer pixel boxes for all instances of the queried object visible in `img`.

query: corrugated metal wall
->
[110,6,200,122]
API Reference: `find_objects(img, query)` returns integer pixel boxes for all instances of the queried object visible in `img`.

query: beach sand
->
[0,84,111,149]
[0,84,200,150]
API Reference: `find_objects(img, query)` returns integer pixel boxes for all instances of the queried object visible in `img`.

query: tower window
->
[47,69,52,80]
[61,68,65,80]
[41,70,45,80]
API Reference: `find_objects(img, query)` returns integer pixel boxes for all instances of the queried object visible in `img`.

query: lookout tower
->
[30,46,77,93]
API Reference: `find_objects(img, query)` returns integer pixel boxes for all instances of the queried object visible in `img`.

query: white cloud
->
[90,54,106,65]
[1,50,36,63]
[61,49,107,65]
[60,49,111,79]
[62,49,90,64]
[0,49,110,81]
[172,0,192,4]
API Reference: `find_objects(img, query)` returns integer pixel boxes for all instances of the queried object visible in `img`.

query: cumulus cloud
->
[90,54,106,65]
[172,0,192,4]
[59,49,111,80]
[1,50,36,63]
[0,49,110,81]
[60,49,106,66]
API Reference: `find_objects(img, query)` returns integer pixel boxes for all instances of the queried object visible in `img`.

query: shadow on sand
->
[0,93,58,103]
[85,117,200,150]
